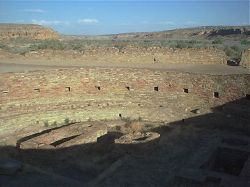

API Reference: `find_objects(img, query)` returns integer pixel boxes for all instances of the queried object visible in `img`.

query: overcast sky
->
[0,0,249,35]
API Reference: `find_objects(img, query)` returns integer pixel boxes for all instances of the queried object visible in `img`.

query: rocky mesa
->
[0,24,59,40]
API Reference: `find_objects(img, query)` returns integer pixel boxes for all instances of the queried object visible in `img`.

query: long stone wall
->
[22,47,227,65]
[0,67,249,137]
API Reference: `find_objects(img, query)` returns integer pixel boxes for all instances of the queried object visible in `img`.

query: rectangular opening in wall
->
[184,88,189,93]
[95,86,101,90]
[34,88,40,92]
[214,92,219,98]
[125,86,130,91]
[2,90,8,94]
[246,94,250,100]
[65,87,70,92]
[154,86,159,91]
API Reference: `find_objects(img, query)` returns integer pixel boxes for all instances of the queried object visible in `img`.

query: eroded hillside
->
[68,26,250,40]
[0,24,59,40]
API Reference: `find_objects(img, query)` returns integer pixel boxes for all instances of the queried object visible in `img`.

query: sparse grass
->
[0,38,227,52]
[121,116,143,123]
[52,121,57,127]
[130,121,143,133]
[33,40,66,50]
[0,43,9,50]
[176,41,188,49]
[1,36,248,60]
[121,116,144,133]
[212,38,223,44]
[64,117,70,125]
[167,40,207,49]
[121,117,132,123]
[44,120,49,127]
[123,120,143,133]
[224,45,243,60]
[115,126,121,131]
[114,43,126,52]
[241,39,250,45]
[138,116,142,122]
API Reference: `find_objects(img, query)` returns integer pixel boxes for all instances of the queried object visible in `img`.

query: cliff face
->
[0,24,59,40]
[79,26,250,40]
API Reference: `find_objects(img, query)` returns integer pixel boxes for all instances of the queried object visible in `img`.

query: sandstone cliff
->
[73,26,250,40]
[0,24,59,40]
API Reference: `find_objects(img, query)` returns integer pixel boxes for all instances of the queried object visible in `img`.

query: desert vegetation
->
[0,36,249,61]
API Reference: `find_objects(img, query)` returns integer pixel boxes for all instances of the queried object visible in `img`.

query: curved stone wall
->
[0,67,249,137]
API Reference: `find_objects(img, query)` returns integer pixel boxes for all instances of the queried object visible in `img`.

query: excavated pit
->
[201,147,250,176]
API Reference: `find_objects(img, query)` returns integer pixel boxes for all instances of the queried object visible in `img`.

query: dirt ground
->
[0,61,249,75]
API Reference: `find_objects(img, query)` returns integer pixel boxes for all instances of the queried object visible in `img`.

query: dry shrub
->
[129,121,143,133]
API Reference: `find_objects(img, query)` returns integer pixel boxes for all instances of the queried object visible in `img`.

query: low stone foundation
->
[17,121,107,149]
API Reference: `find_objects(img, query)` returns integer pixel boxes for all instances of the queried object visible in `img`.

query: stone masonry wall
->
[24,47,227,65]
[1,67,248,103]
[0,67,249,137]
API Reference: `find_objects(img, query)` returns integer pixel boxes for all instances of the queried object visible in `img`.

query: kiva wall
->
[1,67,249,102]
[0,67,249,137]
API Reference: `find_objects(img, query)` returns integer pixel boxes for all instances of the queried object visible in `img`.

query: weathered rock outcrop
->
[206,28,250,37]
[0,24,59,40]
[82,26,250,40]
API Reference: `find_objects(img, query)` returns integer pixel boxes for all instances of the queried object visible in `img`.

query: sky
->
[0,0,249,35]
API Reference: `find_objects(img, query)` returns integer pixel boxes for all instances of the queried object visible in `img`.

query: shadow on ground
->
[0,98,250,186]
